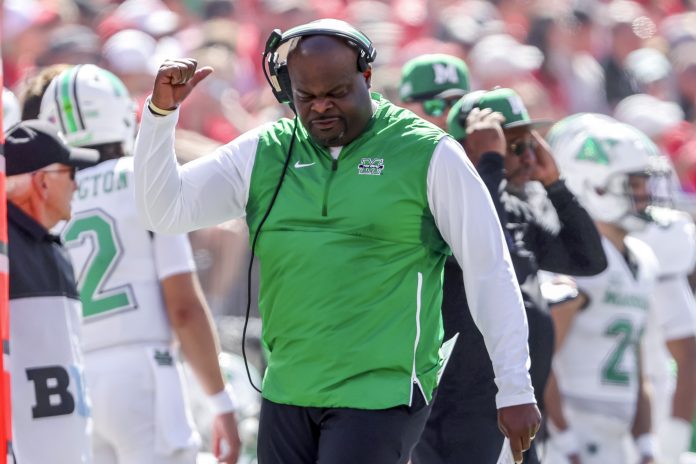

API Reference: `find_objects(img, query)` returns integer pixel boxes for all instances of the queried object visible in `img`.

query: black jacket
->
[435,151,607,414]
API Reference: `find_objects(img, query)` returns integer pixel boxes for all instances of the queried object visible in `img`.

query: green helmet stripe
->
[60,67,80,133]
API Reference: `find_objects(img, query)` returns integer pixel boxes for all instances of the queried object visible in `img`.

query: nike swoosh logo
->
[294,161,316,169]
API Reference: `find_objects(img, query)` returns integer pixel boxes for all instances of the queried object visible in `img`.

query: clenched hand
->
[151,58,213,111]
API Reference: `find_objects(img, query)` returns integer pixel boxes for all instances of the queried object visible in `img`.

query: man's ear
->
[31,172,49,199]
[363,65,372,89]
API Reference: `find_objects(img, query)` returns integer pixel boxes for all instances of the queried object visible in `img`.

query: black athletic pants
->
[411,408,504,464]
[257,389,433,464]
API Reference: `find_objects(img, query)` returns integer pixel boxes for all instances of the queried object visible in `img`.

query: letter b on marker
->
[26,366,75,418]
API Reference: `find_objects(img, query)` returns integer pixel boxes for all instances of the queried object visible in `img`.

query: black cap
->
[5,120,99,176]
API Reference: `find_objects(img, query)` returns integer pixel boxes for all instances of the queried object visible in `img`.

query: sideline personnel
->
[134,19,540,464]
[6,120,98,462]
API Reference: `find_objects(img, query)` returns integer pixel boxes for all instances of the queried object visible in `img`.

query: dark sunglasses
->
[421,98,457,117]
[40,166,77,180]
[508,140,537,157]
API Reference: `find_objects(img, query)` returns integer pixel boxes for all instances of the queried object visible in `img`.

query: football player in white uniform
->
[548,113,696,463]
[38,64,241,464]
[542,115,664,464]
[632,187,696,464]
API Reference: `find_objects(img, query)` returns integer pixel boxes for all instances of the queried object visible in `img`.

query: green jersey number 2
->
[601,319,636,386]
[63,209,137,318]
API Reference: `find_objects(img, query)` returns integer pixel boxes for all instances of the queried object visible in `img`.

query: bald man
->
[133,19,540,464]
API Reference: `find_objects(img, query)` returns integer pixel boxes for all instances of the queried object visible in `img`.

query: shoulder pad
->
[634,207,696,276]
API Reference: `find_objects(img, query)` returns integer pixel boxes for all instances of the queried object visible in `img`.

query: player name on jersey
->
[76,170,128,199]
[602,290,649,310]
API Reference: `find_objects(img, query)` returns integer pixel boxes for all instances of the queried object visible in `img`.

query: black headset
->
[262,18,377,107]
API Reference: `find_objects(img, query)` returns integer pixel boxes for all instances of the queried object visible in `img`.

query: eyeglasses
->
[39,166,76,180]
[421,98,457,117]
[508,140,537,157]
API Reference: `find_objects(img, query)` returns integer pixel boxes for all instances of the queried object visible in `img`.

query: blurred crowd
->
[4,0,696,310]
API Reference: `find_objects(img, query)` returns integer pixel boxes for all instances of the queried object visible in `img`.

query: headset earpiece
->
[357,51,369,73]
[264,30,293,105]
[275,64,293,105]
[262,19,376,107]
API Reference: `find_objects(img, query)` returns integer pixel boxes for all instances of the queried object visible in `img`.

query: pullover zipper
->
[322,159,338,216]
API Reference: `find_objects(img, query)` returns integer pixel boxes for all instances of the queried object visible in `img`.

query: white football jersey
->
[553,236,659,424]
[61,157,196,351]
[634,207,696,344]
[634,208,696,451]
[634,207,696,278]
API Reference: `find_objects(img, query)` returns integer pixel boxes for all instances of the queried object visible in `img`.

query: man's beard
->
[312,128,347,147]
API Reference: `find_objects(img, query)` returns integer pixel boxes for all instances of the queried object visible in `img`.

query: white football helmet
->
[39,64,137,154]
[548,113,669,232]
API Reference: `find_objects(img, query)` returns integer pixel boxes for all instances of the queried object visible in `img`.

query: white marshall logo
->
[358,158,384,176]
[432,63,460,85]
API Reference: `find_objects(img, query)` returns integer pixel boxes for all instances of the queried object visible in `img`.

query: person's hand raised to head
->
[151,58,213,111]
[530,130,560,187]
[463,107,506,165]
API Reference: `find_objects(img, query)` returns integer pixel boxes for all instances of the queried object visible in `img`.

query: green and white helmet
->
[39,64,137,154]
[548,113,669,232]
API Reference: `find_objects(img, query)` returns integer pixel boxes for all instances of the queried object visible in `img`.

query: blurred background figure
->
[36,24,103,68]
[624,47,674,101]
[101,29,160,102]
[600,0,653,109]
[614,93,684,143]
[526,3,608,117]
[672,41,696,123]
[468,33,544,91]
[399,53,470,128]
[434,0,504,58]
